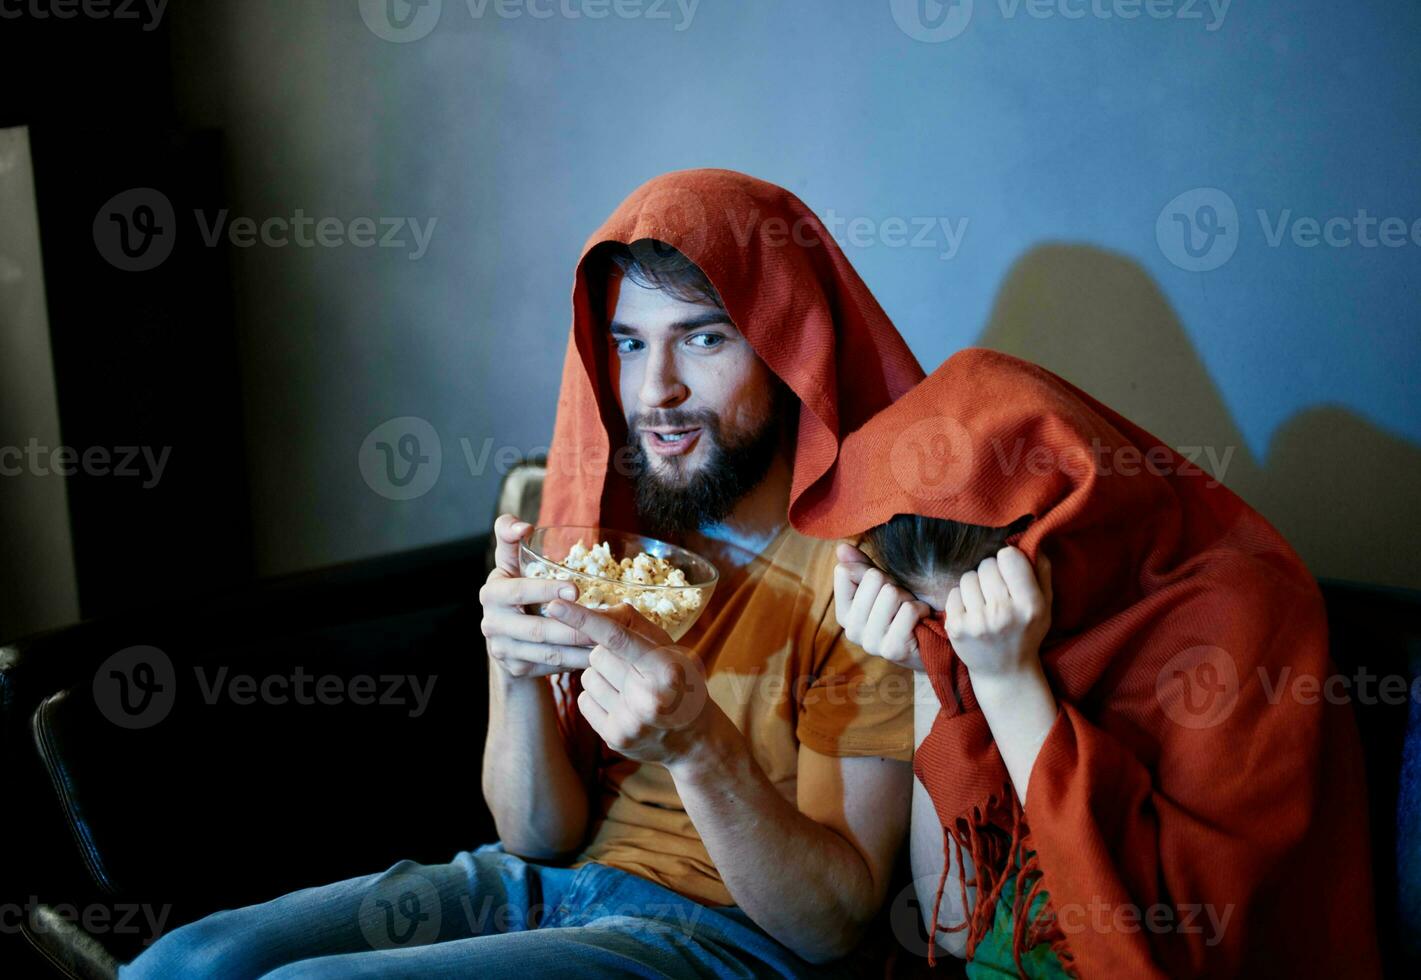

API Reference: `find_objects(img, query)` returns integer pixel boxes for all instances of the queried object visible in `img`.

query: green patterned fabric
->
[963,854,1070,979]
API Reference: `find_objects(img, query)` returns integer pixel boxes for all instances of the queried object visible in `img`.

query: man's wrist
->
[666,709,744,786]
[489,662,558,699]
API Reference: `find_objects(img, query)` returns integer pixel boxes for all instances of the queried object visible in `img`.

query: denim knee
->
[122,910,268,980]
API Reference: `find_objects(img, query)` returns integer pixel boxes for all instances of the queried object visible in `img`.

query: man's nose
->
[639,344,688,408]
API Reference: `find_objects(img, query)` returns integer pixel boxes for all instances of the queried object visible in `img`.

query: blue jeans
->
[120,844,843,978]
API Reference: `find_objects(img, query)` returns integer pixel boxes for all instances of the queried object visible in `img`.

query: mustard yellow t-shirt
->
[570,525,915,906]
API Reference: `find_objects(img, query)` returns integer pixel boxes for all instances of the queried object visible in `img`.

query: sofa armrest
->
[20,904,121,980]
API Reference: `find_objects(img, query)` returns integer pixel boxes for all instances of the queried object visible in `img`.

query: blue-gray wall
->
[170,0,1421,587]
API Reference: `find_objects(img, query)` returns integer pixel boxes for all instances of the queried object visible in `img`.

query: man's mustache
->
[628,410,721,436]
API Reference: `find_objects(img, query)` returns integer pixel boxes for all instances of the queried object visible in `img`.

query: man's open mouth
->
[644,426,703,457]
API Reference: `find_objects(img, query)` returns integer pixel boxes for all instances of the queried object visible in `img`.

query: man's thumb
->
[493,513,532,576]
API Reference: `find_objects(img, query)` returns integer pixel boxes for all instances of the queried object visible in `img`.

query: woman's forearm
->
[907,666,1055,958]
[911,671,971,957]
[971,663,1059,806]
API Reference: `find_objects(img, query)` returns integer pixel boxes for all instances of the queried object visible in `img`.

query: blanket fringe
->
[925,785,1079,977]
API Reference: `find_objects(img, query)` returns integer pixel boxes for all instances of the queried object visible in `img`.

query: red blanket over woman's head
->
[794,348,1379,977]
[538,167,924,531]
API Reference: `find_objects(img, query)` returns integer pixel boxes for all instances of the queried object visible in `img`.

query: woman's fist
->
[945,546,1052,682]
[834,542,933,672]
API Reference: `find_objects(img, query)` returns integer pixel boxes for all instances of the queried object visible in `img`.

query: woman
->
[788,348,1380,977]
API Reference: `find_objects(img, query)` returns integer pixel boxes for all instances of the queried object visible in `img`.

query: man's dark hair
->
[862,513,1034,590]
[589,239,725,310]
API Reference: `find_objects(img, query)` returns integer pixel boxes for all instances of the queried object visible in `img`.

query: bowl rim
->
[520,524,720,591]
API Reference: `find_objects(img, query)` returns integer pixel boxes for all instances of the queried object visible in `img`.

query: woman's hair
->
[862,512,1034,589]
[588,239,725,310]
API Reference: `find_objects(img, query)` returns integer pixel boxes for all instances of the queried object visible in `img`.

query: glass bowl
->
[518,525,719,642]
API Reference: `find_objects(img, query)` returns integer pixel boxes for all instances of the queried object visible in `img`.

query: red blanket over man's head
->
[794,348,1379,977]
[538,168,924,531]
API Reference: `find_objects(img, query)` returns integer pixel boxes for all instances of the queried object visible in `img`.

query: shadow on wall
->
[976,244,1421,592]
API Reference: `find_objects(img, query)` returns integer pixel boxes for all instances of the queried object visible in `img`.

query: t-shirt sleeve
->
[794,597,915,762]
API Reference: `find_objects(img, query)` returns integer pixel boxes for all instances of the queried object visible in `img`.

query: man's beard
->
[628,406,783,538]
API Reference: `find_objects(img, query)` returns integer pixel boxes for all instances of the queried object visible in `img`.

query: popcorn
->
[527,538,704,636]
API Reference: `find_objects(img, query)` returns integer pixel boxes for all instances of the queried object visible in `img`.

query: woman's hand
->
[947,546,1058,805]
[834,542,934,672]
[946,546,1052,683]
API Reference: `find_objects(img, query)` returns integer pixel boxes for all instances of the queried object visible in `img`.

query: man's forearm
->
[666,714,883,964]
[481,663,589,858]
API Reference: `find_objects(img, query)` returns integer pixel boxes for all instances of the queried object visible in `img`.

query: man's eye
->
[614,337,643,355]
[688,333,725,349]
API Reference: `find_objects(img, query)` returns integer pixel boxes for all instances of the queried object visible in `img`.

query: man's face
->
[605,274,783,534]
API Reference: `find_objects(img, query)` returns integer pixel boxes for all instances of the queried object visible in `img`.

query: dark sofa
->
[1,532,496,977]
[3,508,1418,977]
